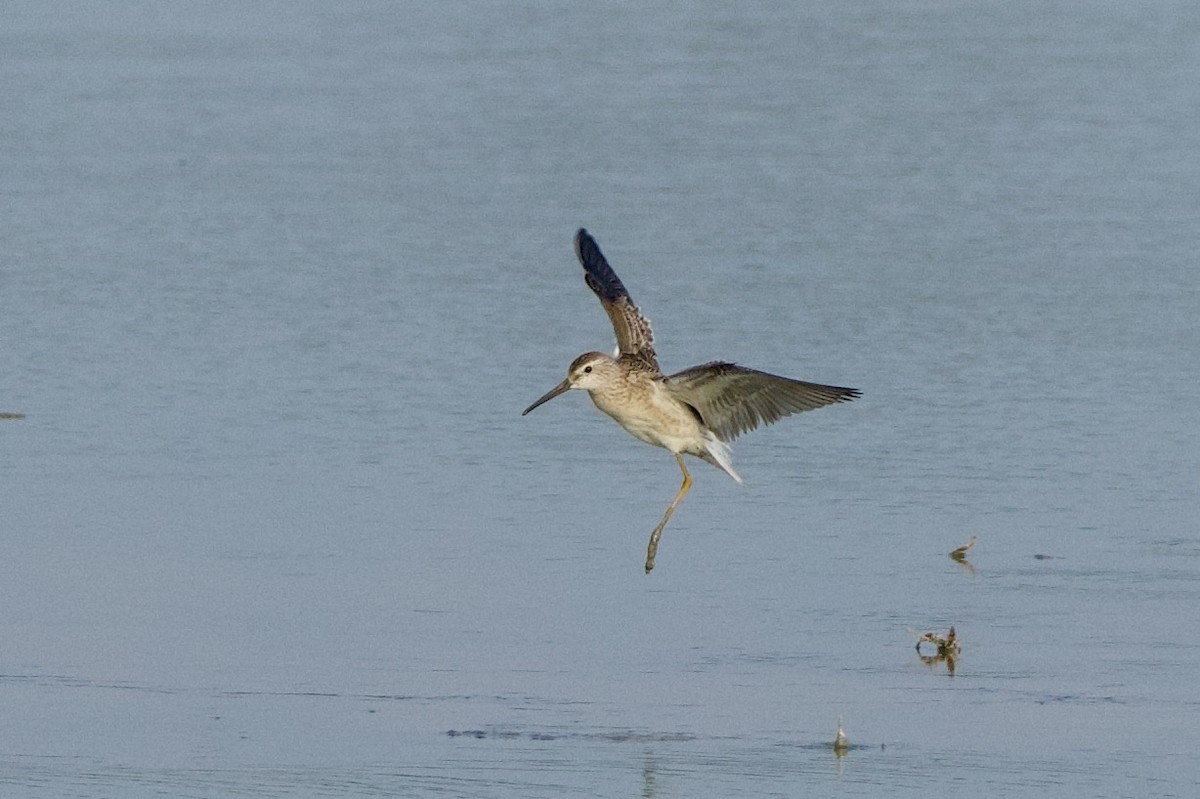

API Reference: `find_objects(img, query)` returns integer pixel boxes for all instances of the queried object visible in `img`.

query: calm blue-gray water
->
[3,1,1198,796]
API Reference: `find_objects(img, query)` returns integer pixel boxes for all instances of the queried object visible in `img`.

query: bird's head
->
[522,352,620,415]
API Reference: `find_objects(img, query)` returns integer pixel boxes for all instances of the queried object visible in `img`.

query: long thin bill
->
[521,379,571,415]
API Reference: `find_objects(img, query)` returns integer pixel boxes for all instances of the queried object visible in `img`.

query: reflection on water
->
[641,751,659,799]
[950,556,976,577]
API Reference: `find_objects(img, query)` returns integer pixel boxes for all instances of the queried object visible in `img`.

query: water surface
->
[2,1,1198,796]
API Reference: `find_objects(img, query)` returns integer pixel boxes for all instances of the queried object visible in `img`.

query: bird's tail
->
[700,433,743,484]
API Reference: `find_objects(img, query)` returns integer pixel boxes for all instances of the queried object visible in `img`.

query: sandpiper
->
[523,229,859,572]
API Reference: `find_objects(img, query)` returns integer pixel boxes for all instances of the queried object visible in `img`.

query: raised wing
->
[575,228,658,370]
[665,362,860,442]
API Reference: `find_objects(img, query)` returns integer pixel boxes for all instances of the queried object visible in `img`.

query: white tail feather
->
[704,433,743,484]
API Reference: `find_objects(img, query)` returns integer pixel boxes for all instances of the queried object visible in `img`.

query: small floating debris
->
[446,728,696,743]
[949,536,976,560]
[949,536,976,574]
[833,716,850,755]
[0,412,27,420]
[915,626,960,658]
[908,626,961,675]
[446,729,487,739]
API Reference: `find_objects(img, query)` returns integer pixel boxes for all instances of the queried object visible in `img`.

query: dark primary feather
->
[575,228,659,370]
[665,362,860,443]
[575,228,630,304]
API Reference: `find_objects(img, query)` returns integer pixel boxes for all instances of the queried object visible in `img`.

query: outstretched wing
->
[665,362,860,442]
[575,228,658,370]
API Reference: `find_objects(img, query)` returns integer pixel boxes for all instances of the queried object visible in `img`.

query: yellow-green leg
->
[645,453,693,573]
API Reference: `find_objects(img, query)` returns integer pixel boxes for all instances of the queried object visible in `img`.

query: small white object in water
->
[834,716,849,753]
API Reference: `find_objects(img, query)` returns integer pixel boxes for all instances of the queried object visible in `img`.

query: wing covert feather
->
[666,362,860,442]
[575,229,658,369]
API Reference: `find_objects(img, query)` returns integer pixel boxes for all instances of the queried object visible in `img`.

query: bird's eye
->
[584,366,592,373]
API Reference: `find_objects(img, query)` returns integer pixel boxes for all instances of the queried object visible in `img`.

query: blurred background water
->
[2,1,1198,796]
